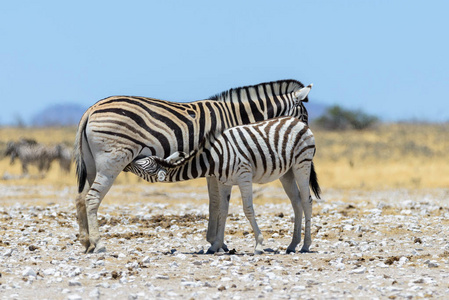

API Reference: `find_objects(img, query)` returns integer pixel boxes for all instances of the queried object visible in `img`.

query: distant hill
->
[31,103,87,127]
[306,101,327,120]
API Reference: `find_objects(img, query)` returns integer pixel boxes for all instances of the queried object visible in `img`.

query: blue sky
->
[1,1,448,125]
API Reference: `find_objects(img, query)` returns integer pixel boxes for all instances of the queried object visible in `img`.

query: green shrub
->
[314,105,378,130]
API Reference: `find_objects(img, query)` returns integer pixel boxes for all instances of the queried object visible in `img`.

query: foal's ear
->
[294,84,313,102]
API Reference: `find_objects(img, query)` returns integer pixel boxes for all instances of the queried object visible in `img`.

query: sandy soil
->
[1,183,448,299]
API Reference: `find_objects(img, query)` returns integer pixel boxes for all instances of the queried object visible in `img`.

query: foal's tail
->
[309,161,321,199]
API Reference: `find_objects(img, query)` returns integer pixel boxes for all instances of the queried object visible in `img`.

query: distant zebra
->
[128,116,321,254]
[75,79,312,253]
[5,139,58,176]
[55,143,73,173]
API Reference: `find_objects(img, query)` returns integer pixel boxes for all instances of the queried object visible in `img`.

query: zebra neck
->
[219,81,296,123]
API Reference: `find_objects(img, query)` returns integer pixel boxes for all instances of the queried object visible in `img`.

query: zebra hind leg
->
[294,166,313,253]
[76,187,90,251]
[279,170,303,254]
[85,170,120,253]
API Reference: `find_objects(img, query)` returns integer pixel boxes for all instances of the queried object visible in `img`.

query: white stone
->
[119,277,128,284]
[89,288,101,298]
[176,253,187,260]
[264,286,273,292]
[181,281,202,287]
[22,267,37,277]
[3,248,14,257]
[94,260,105,267]
[349,266,366,274]
[398,256,409,266]
[43,268,56,276]
[69,280,82,286]
[426,260,439,268]
[97,282,110,289]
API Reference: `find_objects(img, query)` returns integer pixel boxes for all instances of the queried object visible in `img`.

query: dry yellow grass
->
[1,122,448,191]
[313,122,449,189]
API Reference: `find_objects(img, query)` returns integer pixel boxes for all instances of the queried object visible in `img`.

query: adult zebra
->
[75,79,312,253]
[128,116,320,254]
[6,139,59,177]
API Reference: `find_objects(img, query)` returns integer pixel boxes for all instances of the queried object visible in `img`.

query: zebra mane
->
[208,79,306,102]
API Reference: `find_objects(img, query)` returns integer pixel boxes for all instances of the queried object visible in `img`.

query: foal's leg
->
[238,176,264,254]
[294,165,313,252]
[279,170,303,254]
[207,183,232,254]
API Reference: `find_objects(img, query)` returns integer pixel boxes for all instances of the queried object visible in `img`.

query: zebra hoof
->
[86,242,106,254]
[221,244,229,252]
[94,245,106,253]
[254,249,264,255]
[206,248,216,254]
[286,248,296,254]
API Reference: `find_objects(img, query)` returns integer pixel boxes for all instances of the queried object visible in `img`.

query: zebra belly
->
[215,169,289,186]
[252,169,289,184]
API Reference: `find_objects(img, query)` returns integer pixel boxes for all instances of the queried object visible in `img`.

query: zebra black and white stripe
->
[131,116,321,254]
[74,79,312,253]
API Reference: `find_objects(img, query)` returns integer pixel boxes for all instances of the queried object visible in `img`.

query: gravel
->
[1,183,449,299]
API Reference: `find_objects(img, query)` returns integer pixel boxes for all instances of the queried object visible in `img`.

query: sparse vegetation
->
[314,105,378,130]
[1,122,448,190]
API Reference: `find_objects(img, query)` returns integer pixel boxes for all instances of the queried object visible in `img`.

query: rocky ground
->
[0,183,449,299]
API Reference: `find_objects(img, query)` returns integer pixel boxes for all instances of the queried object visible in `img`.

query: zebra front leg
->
[238,178,264,254]
[207,183,232,254]
[206,177,229,252]
[279,170,303,254]
[85,172,117,253]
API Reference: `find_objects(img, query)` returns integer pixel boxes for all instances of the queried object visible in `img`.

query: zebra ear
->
[294,84,313,102]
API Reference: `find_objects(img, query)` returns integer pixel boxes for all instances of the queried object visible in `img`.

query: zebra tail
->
[74,111,89,194]
[309,161,321,199]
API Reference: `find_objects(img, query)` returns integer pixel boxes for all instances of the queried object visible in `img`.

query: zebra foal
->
[75,79,312,253]
[131,116,321,254]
